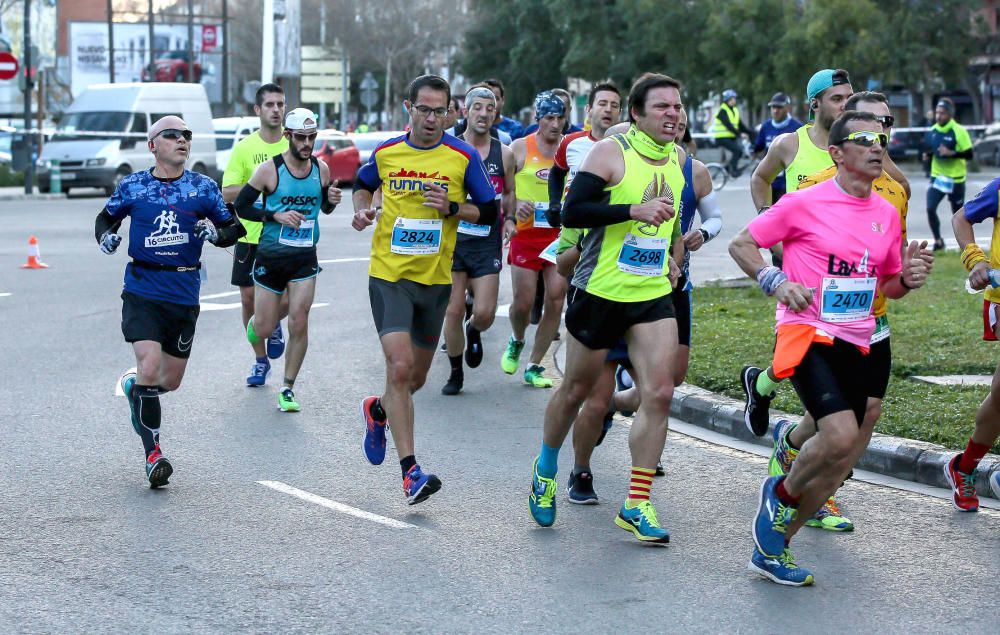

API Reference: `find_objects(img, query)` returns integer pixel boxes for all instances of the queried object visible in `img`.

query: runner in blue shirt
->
[753,92,803,204]
[95,115,246,488]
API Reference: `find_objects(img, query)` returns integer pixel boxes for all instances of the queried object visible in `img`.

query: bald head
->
[148,115,189,141]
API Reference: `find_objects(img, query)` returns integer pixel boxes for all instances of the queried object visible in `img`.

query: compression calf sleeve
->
[132,384,162,457]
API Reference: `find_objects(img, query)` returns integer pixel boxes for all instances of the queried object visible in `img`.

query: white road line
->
[0,292,11,298]
[317,257,370,264]
[256,480,417,529]
[199,301,330,312]
[496,302,510,318]
[200,290,241,300]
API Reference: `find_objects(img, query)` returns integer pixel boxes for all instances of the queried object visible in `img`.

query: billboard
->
[69,22,224,102]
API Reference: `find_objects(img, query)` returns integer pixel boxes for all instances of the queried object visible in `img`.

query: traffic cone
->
[21,235,49,269]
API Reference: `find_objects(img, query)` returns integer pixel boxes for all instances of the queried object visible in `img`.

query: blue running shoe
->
[748,547,814,586]
[246,359,270,387]
[266,323,285,359]
[145,444,173,489]
[529,458,557,526]
[768,419,798,477]
[615,499,670,543]
[567,470,598,504]
[613,365,634,417]
[119,370,140,436]
[753,476,797,557]
[361,396,388,465]
[403,464,441,505]
[991,470,1000,501]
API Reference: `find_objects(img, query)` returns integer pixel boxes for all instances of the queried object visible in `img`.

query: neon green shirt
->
[222,131,288,244]
[930,119,972,183]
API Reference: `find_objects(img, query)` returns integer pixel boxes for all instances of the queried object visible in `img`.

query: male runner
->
[523,88,585,137]
[98,116,246,487]
[926,97,973,250]
[234,108,341,412]
[748,92,922,532]
[222,83,289,386]
[528,73,683,544]
[730,111,929,585]
[441,87,516,395]
[352,75,499,505]
[948,176,1000,510]
[753,92,803,205]
[482,78,525,140]
[500,92,567,388]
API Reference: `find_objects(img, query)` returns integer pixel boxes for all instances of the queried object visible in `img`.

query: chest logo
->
[637,174,672,236]
[145,210,189,248]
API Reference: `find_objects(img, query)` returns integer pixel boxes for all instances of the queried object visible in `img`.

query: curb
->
[0,193,67,201]
[552,339,1000,500]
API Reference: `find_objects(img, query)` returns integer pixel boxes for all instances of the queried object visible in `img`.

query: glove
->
[99,231,121,255]
[195,219,218,244]
[545,204,562,229]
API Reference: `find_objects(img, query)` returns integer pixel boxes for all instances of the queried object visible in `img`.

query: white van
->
[212,116,260,181]
[38,83,216,195]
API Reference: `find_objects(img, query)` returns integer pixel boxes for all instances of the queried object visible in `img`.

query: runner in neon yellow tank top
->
[527,73,685,544]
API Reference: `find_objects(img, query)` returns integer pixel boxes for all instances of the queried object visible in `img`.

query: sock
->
[537,442,560,478]
[132,384,161,457]
[627,466,656,503]
[448,354,463,374]
[755,369,781,397]
[283,377,295,390]
[400,455,417,477]
[775,478,800,506]
[527,363,543,373]
[371,397,387,422]
[572,464,590,476]
[256,355,268,364]
[957,440,991,473]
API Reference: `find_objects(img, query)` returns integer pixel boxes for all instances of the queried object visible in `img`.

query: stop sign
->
[0,52,18,81]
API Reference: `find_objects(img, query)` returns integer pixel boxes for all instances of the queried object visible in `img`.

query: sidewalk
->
[0,186,65,201]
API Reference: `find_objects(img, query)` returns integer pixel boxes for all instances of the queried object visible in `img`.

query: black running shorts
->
[452,245,502,279]
[368,276,451,349]
[566,286,675,351]
[121,291,200,359]
[790,338,869,425]
[230,242,257,287]
[253,250,321,295]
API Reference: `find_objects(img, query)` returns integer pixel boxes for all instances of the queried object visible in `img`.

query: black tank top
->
[456,137,504,249]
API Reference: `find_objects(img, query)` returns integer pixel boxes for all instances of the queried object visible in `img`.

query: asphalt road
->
[1,188,998,633]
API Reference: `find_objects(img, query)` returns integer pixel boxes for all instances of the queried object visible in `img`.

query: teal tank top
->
[259,155,323,256]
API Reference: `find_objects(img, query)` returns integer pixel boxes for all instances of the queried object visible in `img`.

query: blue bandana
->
[534,91,565,121]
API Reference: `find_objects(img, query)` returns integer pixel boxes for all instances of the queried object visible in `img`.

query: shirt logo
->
[386,168,451,194]
[144,210,189,247]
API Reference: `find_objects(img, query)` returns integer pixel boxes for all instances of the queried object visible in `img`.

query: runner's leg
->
[282,277,316,385]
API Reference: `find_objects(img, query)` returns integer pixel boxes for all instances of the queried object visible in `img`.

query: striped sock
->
[627,466,656,502]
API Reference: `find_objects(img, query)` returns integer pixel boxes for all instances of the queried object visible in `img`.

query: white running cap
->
[284,108,318,131]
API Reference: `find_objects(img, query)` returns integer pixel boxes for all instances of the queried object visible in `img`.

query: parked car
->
[887,129,926,161]
[973,122,1000,167]
[350,131,402,165]
[142,51,202,83]
[212,116,260,181]
[37,82,216,195]
[315,130,360,184]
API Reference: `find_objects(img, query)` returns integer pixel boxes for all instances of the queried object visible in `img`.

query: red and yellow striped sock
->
[627,466,656,503]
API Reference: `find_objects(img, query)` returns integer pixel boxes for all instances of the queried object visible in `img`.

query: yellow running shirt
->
[785,126,833,193]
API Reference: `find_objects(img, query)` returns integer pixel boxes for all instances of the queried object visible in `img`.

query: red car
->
[142,51,202,83]
[314,131,360,184]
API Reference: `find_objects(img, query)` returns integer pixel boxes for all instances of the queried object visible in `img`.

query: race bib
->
[539,238,560,264]
[932,175,955,194]
[533,202,551,229]
[391,217,442,255]
[278,219,315,248]
[458,220,490,237]
[870,314,890,344]
[617,232,667,276]
[819,277,876,323]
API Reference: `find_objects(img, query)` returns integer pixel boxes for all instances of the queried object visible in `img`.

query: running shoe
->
[441,371,463,396]
[246,359,271,387]
[361,396,388,465]
[613,365,635,417]
[567,470,598,504]
[615,499,670,543]
[501,337,524,374]
[595,411,614,446]
[524,365,553,388]
[768,419,798,477]
[805,496,854,531]
[403,464,441,505]
[990,470,1000,500]
[119,370,140,436]
[748,547,814,587]
[464,319,484,368]
[278,388,300,412]
[266,323,285,359]
[529,457,557,527]
[753,476,797,557]
[944,454,979,512]
[740,365,772,436]
[145,444,173,489]
[246,316,261,345]
[655,462,665,477]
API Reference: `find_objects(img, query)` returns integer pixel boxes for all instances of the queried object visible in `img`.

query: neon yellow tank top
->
[571,134,684,303]
[784,125,833,193]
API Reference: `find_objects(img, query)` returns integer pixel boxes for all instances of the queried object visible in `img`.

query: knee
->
[136,357,160,383]
[644,383,675,413]
[445,300,466,323]
[410,373,428,393]
[473,306,496,329]
[581,392,612,418]
[386,356,414,388]
[287,311,308,336]
[562,378,595,409]
[863,400,882,426]
[823,426,859,462]
[510,292,532,315]
[159,376,182,392]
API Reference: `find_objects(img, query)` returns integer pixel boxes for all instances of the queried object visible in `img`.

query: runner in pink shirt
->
[729,110,932,586]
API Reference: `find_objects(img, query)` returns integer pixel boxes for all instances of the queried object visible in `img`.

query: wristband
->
[699,228,710,243]
[961,243,987,272]
[756,206,771,215]
[448,201,460,217]
[755,265,788,296]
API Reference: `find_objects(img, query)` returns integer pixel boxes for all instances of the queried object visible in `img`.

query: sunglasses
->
[157,128,192,141]
[874,115,895,128]
[835,131,888,148]
[291,132,317,142]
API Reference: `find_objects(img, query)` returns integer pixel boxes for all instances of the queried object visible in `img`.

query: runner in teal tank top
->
[234,108,342,412]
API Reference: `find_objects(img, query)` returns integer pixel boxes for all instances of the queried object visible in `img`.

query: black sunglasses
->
[874,115,895,128]
[158,129,192,141]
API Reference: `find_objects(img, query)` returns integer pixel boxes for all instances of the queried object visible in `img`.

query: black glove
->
[545,204,562,229]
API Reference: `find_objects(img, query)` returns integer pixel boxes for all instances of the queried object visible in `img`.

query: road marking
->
[0,292,11,298]
[256,480,417,529]
[200,301,330,312]
[318,256,370,264]
[496,302,509,317]
[200,290,241,300]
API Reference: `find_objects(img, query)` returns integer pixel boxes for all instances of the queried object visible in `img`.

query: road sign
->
[202,25,219,52]
[0,52,19,81]
[360,72,379,109]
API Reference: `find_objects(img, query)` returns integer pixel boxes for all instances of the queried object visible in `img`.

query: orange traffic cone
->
[21,235,49,269]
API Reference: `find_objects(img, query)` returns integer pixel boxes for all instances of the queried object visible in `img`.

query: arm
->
[750,132,796,209]
[880,240,928,299]
[683,161,722,251]
[234,161,278,222]
[318,161,342,214]
[953,181,1000,290]
[221,142,249,204]
[200,180,247,247]
[351,148,383,231]
[501,145,517,243]
[547,165,569,226]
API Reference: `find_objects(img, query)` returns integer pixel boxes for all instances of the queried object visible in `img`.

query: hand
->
[969,261,991,291]
[274,210,304,229]
[629,197,674,227]
[503,218,517,246]
[514,200,534,223]
[545,205,562,229]
[99,231,121,255]
[918,240,934,268]
[901,240,931,289]
[682,228,704,251]
[937,144,954,157]
[194,219,218,244]
[421,182,450,215]
[774,281,813,312]
[352,207,377,231]
[667,257,680,288]
[327,179,342,207]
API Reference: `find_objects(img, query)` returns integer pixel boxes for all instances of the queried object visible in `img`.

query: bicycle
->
[704,138,757,191]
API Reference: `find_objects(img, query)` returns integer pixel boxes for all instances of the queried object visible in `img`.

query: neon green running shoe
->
[805,496,854,531]
[278,387,300,412]
[501,336,524,375]
[768,419,798,477]
[615,499,670,543]
[247,316,262,345]
[524,364,553,388]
